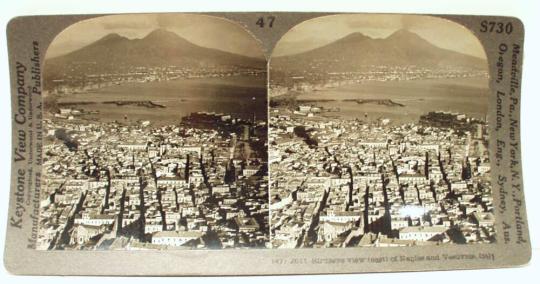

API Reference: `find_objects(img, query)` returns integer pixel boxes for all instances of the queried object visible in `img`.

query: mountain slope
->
[271,29,486,72]
[45,29,265,85]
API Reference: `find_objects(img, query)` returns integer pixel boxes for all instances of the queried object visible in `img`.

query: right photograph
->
[269,14,494,248]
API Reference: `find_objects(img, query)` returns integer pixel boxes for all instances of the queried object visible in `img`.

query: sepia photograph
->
[1,8,533,277]
[38,14,269,250]
[269,14,494,248]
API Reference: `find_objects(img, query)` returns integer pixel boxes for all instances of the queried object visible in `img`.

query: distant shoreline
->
[343,99,405,107]
[57,100,166,109]
[271,96,406,108]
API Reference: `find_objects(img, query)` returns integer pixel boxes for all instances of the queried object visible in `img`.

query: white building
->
[399,226,448,241]
[151,231,203,247]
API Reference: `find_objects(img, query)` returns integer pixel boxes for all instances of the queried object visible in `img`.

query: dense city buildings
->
[268,15,494,249]
[37,14,270,251]
[37,13,496,252]
[269,85,494,249]
[39,112,269,250]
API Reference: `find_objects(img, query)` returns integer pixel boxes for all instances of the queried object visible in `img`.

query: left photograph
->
[38,14,269,250]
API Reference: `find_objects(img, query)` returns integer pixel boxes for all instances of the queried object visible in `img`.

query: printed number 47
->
[256,16,275,28]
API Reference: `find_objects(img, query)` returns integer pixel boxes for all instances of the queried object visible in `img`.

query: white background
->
[0,0,538,282]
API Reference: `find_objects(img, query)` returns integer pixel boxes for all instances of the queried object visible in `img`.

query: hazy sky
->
[46,14,264,59]
[272,14,487,59]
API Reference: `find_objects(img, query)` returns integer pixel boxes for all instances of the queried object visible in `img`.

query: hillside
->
[271,29,487,73]
[44,29,266,88]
